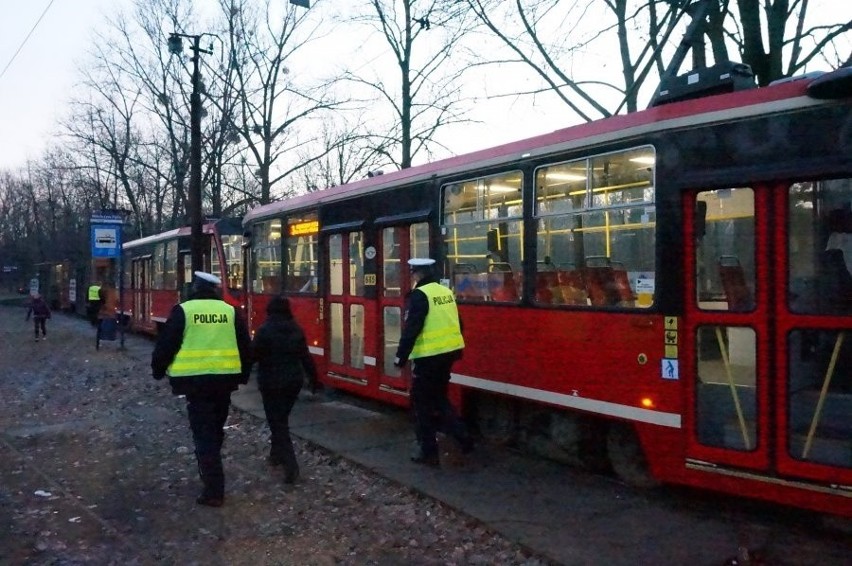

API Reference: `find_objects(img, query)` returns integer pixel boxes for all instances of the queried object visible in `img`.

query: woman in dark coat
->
[251,295,317,483]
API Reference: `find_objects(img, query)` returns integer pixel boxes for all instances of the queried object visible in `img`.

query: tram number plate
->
[364,274,377,286]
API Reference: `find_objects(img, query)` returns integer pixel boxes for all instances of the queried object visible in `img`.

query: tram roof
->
[123,222,218,250]
[243,73,832,227]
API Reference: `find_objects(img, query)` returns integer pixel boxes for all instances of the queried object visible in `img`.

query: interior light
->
[481,184,519,194]
[630,156,656,165]
[544,172,587,181]
[640,397,655,409]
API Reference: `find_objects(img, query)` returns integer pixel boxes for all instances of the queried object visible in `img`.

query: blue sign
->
[91,224,122,258]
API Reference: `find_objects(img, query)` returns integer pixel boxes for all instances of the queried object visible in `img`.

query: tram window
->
[164,240,178,290]
[383,306,402,376]
[350,304,365,369]
[442,171,523,303]
[695,189,755,311]
[329,234,344,296]
[350,232,365,297]
[218,235,244,291]
[251,219,282,294]
[788,179,852,314]
[787,329,852,468]
[284,213,319,294]
[695,325,758,452]
[383,227,403,297]
[152,243,166,290]
[534,146,655,308]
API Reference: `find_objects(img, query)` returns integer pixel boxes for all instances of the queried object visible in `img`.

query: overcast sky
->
[0,0,125,169]
[0,0,849,172]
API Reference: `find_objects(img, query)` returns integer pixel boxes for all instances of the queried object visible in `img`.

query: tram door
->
[132,256,152,329]
[684,187,771,473]
[325,230,372,387]
[686,185,852,489]
[376,222,431,396]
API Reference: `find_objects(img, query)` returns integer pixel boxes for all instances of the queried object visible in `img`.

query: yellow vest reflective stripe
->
[168,299,242,377]
[410,282,465,359]
[88,285,101,300]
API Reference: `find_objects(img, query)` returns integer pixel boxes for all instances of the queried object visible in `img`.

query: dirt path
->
[0,305,545,565]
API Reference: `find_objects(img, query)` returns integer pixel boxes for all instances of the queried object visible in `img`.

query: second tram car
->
[242,67,852,517]
[121,218,244,334]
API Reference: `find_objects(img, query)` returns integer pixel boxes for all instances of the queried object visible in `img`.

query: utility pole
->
[168,32,213,273]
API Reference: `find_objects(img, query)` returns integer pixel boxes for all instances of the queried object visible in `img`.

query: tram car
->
[242,64,852,517]
[120,218,244,334]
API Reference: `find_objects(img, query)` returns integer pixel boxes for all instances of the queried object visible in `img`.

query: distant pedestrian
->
[25,293,51,341]
[394,258,473,466]
[151,271,251,507]
[251,295,318,484]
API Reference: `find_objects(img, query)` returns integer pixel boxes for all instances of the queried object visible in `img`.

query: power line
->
[0,0,58,83]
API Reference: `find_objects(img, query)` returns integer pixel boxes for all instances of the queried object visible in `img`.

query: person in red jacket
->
[25,293,51,341]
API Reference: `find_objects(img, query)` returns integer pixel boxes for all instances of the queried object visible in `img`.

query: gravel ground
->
[0,305,551,565]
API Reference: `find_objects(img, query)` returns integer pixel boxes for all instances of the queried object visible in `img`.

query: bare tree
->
[214,0,348,205]
[462,0,851,120]
[348,0,477,169]
[712,0,851,86]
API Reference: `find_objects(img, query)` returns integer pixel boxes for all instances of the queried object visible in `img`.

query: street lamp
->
[168,32,214,274]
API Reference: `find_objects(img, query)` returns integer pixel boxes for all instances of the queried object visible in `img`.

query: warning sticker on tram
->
[664,317,678,330]
[661,359,679,380]
[664,330,678,345]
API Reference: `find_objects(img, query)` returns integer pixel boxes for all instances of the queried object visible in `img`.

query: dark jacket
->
[395,274,463,366]
[252,313,317,390]
[151,287,251,396]
[26,297,51,320]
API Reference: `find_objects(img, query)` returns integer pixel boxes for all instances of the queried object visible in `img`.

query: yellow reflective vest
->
[168,299,242,377]
[88,285,101,300]
[410,282,465,359]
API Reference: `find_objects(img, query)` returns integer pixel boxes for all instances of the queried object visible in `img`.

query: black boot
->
[282,446,300,483]
[284,462,300,484]
[196,453,224,506]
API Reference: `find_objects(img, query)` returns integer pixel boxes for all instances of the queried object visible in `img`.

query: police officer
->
[151,271,251,507]
[394,258,473,466]
[87,282,102,326]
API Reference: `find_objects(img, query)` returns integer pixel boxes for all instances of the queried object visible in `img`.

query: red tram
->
[241,67,852,517]
[120,218,244,334]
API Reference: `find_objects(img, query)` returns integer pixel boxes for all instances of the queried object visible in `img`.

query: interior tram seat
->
[610,261,636,307]
[487,262,519,302]
[556,269,588,305]
[582,256,622,306]
[453,263,484,300]
[717,255,754,311]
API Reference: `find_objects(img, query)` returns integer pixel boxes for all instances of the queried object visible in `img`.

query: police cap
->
[408,258,436,274]
[193,271,221,287]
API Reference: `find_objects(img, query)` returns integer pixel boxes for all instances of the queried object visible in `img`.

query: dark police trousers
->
[186,391,231,499]
[410,354,471,458]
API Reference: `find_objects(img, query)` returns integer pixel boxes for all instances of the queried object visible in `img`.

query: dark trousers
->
[32,317,47,338]
[87,301,101,326]
[186,392,231,498]
[410,355,470,457]
[260,381,302,472]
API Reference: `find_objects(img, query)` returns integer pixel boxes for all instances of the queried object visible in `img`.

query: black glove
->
[153,372,165,381]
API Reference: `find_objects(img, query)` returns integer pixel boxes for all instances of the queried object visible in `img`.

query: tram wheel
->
[606,422,659,488]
